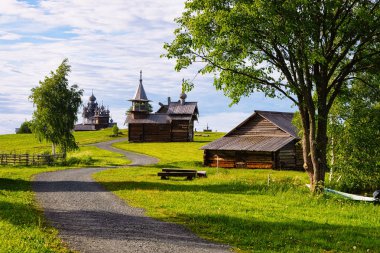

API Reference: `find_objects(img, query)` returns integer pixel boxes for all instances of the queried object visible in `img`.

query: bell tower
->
[128,70,150,119]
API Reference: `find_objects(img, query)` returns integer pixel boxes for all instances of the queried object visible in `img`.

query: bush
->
[112,124,119,137]
[327,164,380,194]
[17,121,32,134]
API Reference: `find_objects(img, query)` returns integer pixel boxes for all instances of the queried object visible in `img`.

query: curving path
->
[33,138,230,253]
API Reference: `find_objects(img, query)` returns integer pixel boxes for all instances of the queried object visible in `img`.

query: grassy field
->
[0,128,127,154]
[0,128,130,252]
[94,132,380,253]
[0,166,71,253]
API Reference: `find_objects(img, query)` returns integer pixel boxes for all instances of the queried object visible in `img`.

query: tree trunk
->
[52,143,56,155]
[299,106,314,187]
[314,107,328,192]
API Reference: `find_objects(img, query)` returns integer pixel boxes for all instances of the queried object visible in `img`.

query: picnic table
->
[158,168,207,180]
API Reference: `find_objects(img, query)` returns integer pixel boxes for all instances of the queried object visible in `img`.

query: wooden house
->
[201,111,303,170]
[125,71,199,142]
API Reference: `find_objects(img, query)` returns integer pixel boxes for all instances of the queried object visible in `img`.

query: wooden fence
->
[0,153,65,166]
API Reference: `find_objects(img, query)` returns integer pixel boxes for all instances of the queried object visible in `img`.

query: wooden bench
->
[158,169,207,180]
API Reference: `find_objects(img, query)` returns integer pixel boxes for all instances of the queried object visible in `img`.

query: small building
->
[74,92,116,131]
[201,111,303,170]
[203,124,212,132]
[125,71,199,142]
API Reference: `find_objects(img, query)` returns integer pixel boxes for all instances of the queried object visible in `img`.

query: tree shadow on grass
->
[1,177,301,195]
[99,180,305,195]
[177,213,379,252]
[0,178,31,192]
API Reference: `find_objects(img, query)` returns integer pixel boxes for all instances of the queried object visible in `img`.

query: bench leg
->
[161,176,168,180]
[186,176,194,180]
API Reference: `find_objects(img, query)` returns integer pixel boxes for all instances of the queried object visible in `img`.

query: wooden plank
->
[162,168,197,173]
[158,171,196,180]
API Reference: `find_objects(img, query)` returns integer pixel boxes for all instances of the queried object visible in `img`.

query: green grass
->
[0,128,127,153]
[0,129,130,252]
[0,166,71,253]
[67,146,130,167]
[94,133,380,253]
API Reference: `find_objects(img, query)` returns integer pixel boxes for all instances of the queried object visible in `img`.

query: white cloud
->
[0,0,294,134]
[0,31,22,40]
[195,112,251,133]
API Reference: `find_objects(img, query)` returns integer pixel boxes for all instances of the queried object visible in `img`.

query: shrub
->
[112,124,119,137]
[17,121,32,134]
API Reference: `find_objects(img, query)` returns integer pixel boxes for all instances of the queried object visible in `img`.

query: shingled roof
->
[129,71,149,102]
[201,136,295,152]
[167,102,199,115]
[126,114,170,124]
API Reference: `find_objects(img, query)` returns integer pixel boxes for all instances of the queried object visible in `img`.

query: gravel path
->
[33,138,230,253]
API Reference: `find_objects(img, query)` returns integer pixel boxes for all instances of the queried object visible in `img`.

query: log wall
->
[277,141,304,170]
[128,120,193,142]
[203,142,304,170]
[204,150,273,169]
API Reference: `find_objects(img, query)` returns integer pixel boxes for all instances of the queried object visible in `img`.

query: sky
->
[0,0,295,135]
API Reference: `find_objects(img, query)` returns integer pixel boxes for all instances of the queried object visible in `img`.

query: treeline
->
[327,74,380,194]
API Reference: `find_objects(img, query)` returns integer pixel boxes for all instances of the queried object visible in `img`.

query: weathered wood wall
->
[203,143,303,170]
[277,141,303,170]
[128,121,193,142]
[171,120,191,142]
[229,116,289,137]
[128,123,171,142]
[203,150,273,169]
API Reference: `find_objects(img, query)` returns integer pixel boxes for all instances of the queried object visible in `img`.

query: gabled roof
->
[167,101,199,115]
[256,111,298,138]
[201,110,299,152]
[226,110,298,138]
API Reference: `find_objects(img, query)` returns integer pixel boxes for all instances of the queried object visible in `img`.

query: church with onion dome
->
[74,92,116,131]
[125,71,199,142]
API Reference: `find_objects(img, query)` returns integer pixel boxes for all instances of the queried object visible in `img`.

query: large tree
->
[164,0,380,192]
[30,59,83,156]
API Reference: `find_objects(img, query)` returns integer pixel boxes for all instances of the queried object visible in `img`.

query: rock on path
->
[33,138,230,253]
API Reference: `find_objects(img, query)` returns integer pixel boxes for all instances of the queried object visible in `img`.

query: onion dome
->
[180,93,187,100]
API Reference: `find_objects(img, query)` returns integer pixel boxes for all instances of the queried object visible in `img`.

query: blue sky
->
[0,0,294,134]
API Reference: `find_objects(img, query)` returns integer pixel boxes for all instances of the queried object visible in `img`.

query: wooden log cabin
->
[125,71,199,142]
[201,111,303,170]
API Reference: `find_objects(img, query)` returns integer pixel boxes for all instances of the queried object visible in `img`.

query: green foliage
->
[29,58,83,155]
[164,0,380,189]
[112,124,119,137]
[17,120,32,134]
[327,75,380,193]
[95,134,379,252]
[126,102,153,114]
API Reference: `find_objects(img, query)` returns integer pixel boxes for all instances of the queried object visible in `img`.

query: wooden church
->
[125,71,199,142]
[201,111,303,170]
